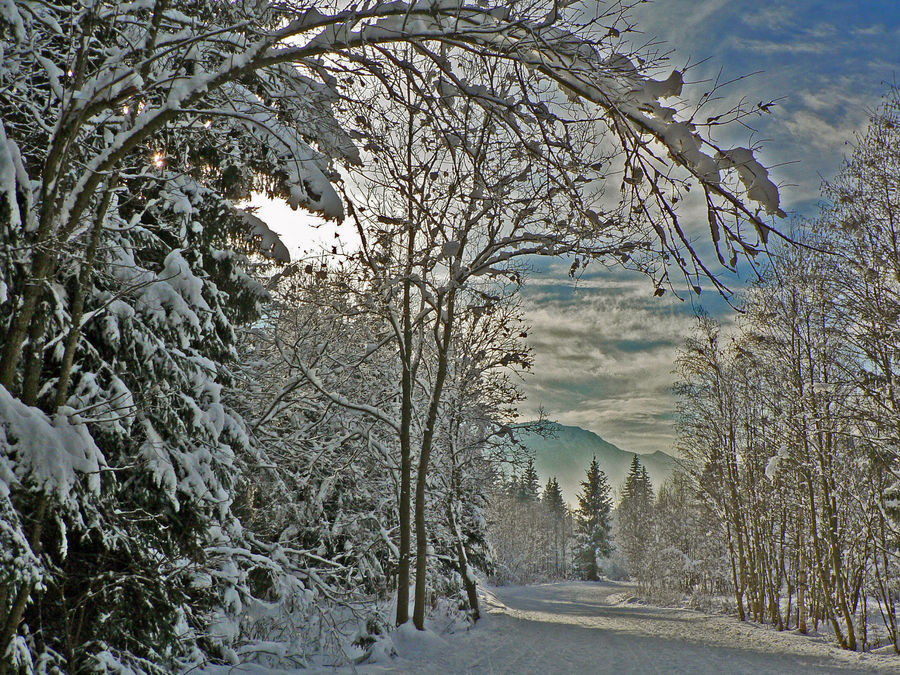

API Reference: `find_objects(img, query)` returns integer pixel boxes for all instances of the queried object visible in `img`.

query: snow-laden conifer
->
[573,456,612,581]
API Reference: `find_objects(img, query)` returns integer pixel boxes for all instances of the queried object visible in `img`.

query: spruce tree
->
[505,474,521,499]
[518,458,541,502]
[542,477,566,515]
[574,456,613,581]
[640,467,652,494]
[622,455,654,505]
[618,455,655,582]
[543,477,569,576]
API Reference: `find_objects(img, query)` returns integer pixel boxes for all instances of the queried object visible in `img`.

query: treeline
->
[616,468,729,603]
[488,460,574,583]
[667,89,900,652]
[487,452,721,596]
[489,455,671,586]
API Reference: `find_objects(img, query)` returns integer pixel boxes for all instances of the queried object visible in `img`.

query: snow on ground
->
[211,582,900,674]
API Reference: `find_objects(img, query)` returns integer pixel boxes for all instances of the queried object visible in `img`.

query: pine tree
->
[574,456,613,581]
[505,474,521,499]
[543,477,569,576]
[518,458,541,502]
[542,477,566,515]
[618,455,655,583]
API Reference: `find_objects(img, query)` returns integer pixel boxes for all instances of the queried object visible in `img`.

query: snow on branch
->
[0,385,105,509]
[291,361,400,433]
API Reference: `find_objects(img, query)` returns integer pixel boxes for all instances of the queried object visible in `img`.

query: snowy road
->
[348,582,897,674]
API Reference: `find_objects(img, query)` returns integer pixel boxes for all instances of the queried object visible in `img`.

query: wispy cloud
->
[739,6,800,32]
[518,268,697,454]
[781,109,863,154]
[729,37,829,55]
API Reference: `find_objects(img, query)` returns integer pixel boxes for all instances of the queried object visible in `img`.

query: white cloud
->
[729,36,829,55]
[628,0,730,59]
[739,6,800,32]
[781,109,862,154]
[518,271,696,454]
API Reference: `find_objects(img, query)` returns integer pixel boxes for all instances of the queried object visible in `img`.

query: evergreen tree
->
[543,477,569,576]
[542,477,566,515]
[621,456,654,507]
[574,457,613,581]
[618,455,655,582]
[518,458,541,502]
[505,474,521,499]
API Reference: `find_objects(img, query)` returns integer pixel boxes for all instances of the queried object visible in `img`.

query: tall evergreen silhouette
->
[518,458,541,502]
[618,455,655,579]
[574,456,613,580]
[542,477,566,514]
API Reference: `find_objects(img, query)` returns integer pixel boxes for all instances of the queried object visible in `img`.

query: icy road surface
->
[350,582,897,674]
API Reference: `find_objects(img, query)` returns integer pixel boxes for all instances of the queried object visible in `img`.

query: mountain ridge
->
[511,422,678,505]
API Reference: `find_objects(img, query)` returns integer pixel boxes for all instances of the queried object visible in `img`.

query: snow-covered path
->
[346,582,897,674]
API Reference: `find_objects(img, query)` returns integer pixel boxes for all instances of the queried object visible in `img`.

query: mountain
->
[511,422,679,505]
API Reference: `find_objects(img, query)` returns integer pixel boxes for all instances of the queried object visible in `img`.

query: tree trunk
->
[395,98,417,625]
[0,497,46,674]
[447,501,480,621]
[395,234,414,626]
[54,181,115,410]
[412,289,456,629]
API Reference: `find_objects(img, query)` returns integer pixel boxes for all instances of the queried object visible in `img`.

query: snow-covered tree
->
[672,145,900,651]
[542,477,570,576]
[640,472,729,604]
[574,456,612,581]
[487,468,574,584]
[617,454,654,580]
[228,272,404,658]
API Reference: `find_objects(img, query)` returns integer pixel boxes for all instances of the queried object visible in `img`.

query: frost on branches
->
[0,0,784,670]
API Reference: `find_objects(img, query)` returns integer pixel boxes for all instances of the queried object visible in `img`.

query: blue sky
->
[517,0,900,454]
